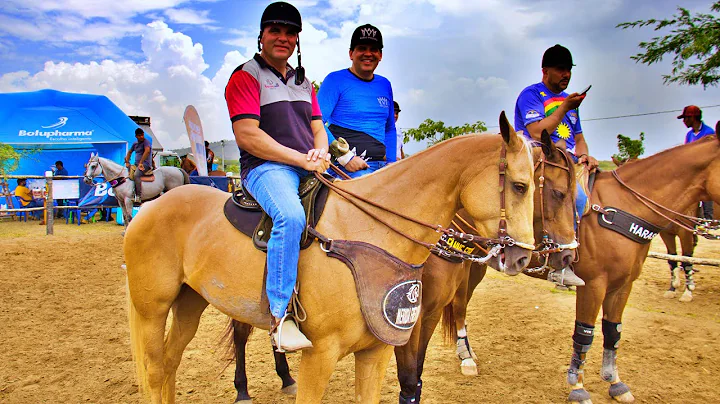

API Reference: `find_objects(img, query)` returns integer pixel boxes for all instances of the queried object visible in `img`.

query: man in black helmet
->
[225,1,329,352]
[318,24,398,177]
[514,44,595,287]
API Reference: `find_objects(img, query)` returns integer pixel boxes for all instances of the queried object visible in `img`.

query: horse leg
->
[414,310,444,403]
[355,344,395,404]
[678,231,696,303]
[231,320,296,403]
[567,280,607,404]
[659,232,679,299]
[395,316,422,403]
[122,197,134,233]
[295,341,342,404]
[452,262,486,375]
[600,283,636,403]
[162,285,208,404]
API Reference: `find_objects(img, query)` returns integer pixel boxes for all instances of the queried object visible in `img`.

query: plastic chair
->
[13,196,28,222]
[65,200,82,225]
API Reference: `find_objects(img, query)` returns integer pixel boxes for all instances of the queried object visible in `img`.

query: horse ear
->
[540,129,557,160]
[499,111,519,149]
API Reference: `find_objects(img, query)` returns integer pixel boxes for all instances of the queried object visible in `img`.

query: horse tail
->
[181,168,190,185]
[127,284,151,398]
[441,303,458,344]
[218,318,254,369]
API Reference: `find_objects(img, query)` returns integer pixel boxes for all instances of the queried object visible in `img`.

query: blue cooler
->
[116,207,141,225]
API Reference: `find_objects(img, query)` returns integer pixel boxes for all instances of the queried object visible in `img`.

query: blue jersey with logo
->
[514,82,583,153]
[684,122,715,144]
[318,69,397,162]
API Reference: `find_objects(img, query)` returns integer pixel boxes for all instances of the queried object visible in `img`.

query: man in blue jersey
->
[318,24,397,177]
[515,44,595,287]
[679,105,716,219]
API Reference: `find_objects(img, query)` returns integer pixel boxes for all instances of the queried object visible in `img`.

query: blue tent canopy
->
[0,89,146,176]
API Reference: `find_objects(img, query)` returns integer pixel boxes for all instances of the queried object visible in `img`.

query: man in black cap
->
[514,44,594,287]
[124,128,153,203]
[679,105,716,219]
[225,1,329,352]
[318,23,399,177]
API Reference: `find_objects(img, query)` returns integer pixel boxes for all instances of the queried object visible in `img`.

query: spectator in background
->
[53,160,69,219]
[394,101,405,159]
[205,141,215,173]
[679,105,716,219]
[14,178,44,223]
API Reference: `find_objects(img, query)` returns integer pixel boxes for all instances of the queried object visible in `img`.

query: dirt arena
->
[1,220,719,403]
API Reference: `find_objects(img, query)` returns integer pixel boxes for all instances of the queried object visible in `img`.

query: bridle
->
[314,141,535,265]
[595,170,720,240]
[84,156,127,188]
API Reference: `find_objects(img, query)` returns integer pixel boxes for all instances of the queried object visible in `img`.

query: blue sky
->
[0,0,718,159]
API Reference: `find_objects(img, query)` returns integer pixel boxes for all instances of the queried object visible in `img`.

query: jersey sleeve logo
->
[525,110,541,119]
[377,96,389,107]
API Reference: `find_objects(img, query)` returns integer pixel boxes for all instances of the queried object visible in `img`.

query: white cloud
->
[165,8,215,25]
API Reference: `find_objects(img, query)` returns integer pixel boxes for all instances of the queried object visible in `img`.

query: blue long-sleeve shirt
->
[317,69,397,162]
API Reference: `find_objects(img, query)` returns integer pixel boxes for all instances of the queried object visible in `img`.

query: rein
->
[84,158,127,188]
[607,170,720,240]
[313,141,535,255]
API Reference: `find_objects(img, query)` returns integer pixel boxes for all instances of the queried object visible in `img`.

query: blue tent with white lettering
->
[0,89,143,176]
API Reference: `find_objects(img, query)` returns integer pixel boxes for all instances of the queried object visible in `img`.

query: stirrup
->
[270,314,312,353]
[548,267,585,287]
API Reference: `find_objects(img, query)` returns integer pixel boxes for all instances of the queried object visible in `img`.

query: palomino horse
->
[659,205,718,302]
[226,130,577,403]
[566,125,720,404]
[83,153,188,229]
[125,113,536,403]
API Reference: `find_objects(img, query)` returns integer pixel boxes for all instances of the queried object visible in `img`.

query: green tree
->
[312,80,321,93]
[617,2,720,88]
[0,143,39,176]
[611,132,645,166]
[403,119,487,146]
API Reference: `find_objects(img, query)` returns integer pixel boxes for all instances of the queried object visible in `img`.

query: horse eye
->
[513,182,528,194]
[552,189,565,200]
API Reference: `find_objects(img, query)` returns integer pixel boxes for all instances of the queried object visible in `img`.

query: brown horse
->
[659,205,718,302]
[226,130,577,403]
[566,124,720,404]
[124,113,537,403]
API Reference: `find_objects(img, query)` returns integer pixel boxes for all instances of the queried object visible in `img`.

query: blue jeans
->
[25,199,44,219]
[243,162,309,318]
[332,160,387,179]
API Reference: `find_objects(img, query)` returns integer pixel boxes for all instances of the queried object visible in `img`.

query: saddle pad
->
[596,206,665,244]
[139,175,156,182]
[325,240,423,346]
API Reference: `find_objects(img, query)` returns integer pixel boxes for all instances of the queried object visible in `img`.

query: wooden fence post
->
[45,171,54,235]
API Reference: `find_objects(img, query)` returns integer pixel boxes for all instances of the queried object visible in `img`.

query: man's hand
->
[138,163,145,171]
[562,93,586,111]
[344,156,369,172]
[125,161,131,168]
[304,148,331,173]
[578,154,599,170]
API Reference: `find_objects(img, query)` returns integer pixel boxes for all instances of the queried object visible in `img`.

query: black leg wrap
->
[602,319,622,350]
[399,392,417,403]
[414,379,422,403]
[682,261,693,271]
[572,321,594,353]
[668,260,678,269]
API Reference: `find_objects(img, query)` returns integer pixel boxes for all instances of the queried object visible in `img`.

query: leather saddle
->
[129,165,155,182]
[223,173,333,252]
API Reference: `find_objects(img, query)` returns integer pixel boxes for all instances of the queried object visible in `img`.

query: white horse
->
[83,153,189,229]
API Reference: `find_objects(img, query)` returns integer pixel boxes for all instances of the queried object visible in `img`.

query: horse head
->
[461,111,535,275]
[83,153,102,185]
[532,130,577,270]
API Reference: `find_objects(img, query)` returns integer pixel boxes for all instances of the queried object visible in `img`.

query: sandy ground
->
[0,220,719,403]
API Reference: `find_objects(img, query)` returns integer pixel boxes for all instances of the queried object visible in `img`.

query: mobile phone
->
[579,85,592,95]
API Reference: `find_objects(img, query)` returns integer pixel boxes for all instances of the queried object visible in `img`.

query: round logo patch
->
[383,280,422,330]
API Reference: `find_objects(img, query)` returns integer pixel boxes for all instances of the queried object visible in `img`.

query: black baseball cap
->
[261,1,302,32]
[542,44,575,69]
[350,24,383,50]
[393,101,401,113]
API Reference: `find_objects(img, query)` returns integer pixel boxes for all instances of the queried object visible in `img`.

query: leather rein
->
[314,141,535,262]
[84,157,127,188]
[595,170,720,240]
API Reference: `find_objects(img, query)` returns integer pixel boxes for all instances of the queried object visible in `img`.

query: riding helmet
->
[261,2,302,32]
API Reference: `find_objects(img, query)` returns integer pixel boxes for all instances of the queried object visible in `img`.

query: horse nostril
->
[517,256,529,270]
[561,251,574,268]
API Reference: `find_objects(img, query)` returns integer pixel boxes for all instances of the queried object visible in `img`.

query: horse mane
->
[614,135,717,178]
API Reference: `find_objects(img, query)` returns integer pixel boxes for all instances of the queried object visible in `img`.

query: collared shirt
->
[318,68,397,162]
[515,82,583,153]
[684,122,715,144]
[225,53,322,178]
[14,185,33,206]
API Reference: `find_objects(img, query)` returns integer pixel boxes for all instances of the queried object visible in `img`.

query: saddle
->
[129,165,155,182]
[223,174,333,251]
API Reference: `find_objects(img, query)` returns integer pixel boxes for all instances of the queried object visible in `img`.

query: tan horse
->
[394,134,578,402]
[567,125,720,404]
[125,113,536,403]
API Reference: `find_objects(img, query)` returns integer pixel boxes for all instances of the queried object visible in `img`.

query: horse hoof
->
[234,399,252,404]
[281,382,297,396]
[663,290,676,299]
[609,382,633,402]
[679,292,693,303]
[568,388,591,403]
[460,358,478,376]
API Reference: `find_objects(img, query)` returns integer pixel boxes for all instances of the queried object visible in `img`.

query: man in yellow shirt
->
[14,178,44,222]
